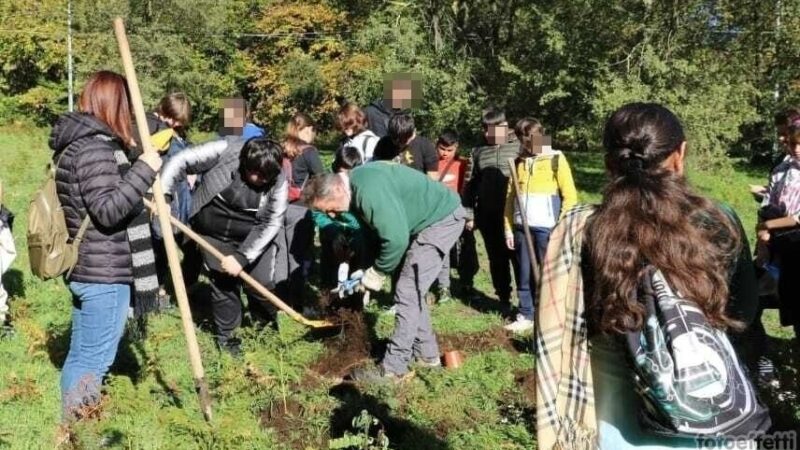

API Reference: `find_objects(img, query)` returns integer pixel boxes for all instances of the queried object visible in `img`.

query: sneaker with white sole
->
[504,314,534,333]
[413,356,442,368]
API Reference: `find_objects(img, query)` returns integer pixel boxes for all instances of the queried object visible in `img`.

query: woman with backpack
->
[49,71,162,418]
[535,103,768,449]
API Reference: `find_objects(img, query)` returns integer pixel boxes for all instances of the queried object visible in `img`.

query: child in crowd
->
[336,103,379,162]
[0,180,15,329]
[462,107,521,312]
[503,118,577,332]
[146,93,200,307]
[433,131,478,302]
[757,115,800,340]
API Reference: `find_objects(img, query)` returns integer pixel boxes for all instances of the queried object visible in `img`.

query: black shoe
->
[217,336,242,358]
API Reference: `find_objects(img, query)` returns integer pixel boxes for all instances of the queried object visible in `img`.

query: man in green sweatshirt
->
[303,163,466,381]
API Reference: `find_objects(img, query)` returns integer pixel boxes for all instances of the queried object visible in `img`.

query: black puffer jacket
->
[49,113,157,284]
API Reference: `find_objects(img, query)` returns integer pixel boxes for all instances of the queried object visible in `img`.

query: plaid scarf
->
[535,204,598,450]
[112,149,159,320]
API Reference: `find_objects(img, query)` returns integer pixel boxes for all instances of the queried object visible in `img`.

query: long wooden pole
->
[113,18,212,422]
[141,199,335,329]
[507,158,540,283]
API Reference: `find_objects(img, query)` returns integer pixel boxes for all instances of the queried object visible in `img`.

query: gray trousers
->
[382,206,467,375]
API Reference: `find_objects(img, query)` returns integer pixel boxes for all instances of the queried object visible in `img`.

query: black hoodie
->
[363,99,410,138]
[50,112,157,284]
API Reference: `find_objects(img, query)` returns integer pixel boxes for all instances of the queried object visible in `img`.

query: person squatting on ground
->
[535,103,763,449]
[160,137,288,356]
[756,113,800,340]
[462,107,520,311]
[303,162,466,381]
[50,71,164,418]
[336,103,379,162]
[433,130,478,303]
[502,118,577,333]
[0,180,15,329]
[313,147,370,292]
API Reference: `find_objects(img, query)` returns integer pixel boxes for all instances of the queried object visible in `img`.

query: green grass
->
[0,126,796,449]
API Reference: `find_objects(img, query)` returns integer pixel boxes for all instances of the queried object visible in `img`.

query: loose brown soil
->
[310,309,372,378]
[438,327,519,355]
[260,398,305,447]
[514,369,536,405]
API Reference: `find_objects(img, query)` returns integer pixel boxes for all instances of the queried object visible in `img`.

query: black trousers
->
[454,229,479,286]
[200,235,279,342]
[476,213,518,303]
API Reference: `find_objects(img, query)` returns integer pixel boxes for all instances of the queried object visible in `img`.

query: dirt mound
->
[260,398,305,446]
[310,309,372,378]
[514,369,536,405]
[438,327,519,355]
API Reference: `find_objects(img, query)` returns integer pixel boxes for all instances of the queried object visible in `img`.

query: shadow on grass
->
[329,383,449,450]
[2,268,24,299]
[761,335,800,432]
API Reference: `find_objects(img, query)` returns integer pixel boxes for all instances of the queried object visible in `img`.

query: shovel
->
[142,199,336,329]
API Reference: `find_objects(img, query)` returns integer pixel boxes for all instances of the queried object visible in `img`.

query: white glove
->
[360,267,386,292]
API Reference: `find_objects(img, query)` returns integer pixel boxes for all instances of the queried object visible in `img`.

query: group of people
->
[2,68,793,447]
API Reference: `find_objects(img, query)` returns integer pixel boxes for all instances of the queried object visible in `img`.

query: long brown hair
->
[587,103,741,334]
[283,112,314,159]
[79,71,133,146]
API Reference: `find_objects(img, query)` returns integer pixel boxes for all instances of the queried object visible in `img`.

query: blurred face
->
[299,125,315,143]
[437,143,458,161]
[244,169,269,189]
[312,179,351,218]
[484,122,508,145]
[789,141,800,160]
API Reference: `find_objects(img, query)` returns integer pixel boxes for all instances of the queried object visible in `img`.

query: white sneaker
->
[504,314,534,333]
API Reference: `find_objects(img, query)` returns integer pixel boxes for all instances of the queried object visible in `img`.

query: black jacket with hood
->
[363,100,410,138]
[50,112,157,284]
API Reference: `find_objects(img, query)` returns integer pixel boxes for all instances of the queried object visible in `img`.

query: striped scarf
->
[113,149,159,320]
[535,204,598,450]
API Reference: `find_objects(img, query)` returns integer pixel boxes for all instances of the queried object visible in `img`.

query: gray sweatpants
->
[382,206,467,375]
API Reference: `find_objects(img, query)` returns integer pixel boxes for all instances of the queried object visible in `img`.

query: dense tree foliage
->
[1,0,799,167]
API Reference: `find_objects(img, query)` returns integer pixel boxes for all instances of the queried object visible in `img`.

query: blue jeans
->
[513,226,551,320]
[61,282,130,417]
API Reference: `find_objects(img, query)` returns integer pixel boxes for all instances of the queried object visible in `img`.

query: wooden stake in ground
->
[113,18,212,422]
[141,199,336,329]
[507,158,540,284]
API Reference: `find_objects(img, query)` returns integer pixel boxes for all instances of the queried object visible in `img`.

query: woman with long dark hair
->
[534,103,763,449]
[50,71,162,417]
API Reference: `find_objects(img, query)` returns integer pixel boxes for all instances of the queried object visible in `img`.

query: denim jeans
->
[513,226,551,320]
[61,282,130,417]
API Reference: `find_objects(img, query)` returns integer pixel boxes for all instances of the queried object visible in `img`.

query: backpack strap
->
[361,136,373,160]
[438,157,458,182]
[551,153,559,180]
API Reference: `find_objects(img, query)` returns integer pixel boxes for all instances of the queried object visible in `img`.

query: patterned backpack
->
[624,266,771,438]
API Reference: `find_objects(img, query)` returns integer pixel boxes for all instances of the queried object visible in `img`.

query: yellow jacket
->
[503,151,577,237]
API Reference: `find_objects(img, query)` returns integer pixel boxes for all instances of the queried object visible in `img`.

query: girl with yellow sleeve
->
[502,118,577,332]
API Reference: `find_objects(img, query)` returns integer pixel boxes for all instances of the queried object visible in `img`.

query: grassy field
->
[0,125,797,449]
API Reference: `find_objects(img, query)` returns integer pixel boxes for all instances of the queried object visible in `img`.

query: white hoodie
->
[345,130,380,162]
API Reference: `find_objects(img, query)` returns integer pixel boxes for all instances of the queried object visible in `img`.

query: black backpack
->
[623,266,771,438]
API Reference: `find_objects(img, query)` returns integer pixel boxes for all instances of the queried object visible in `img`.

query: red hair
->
[79,71,133,146]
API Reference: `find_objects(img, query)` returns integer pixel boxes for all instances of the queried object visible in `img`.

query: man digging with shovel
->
[303,162,466,382]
